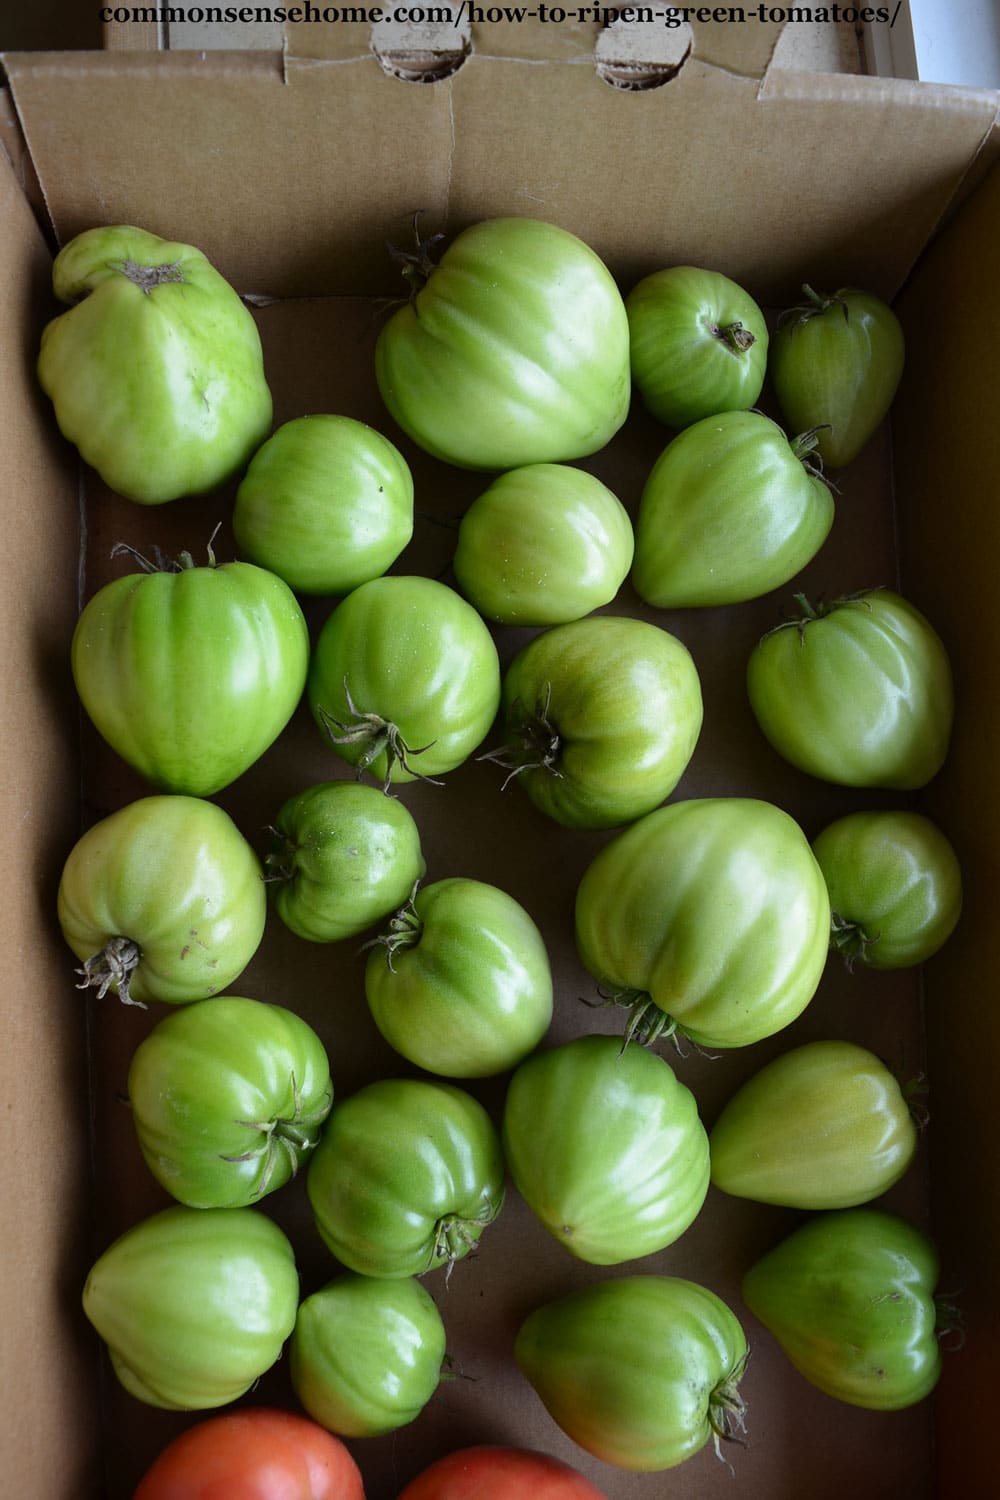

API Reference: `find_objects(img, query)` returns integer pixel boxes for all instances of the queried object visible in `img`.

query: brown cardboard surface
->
[0,148,99,1495]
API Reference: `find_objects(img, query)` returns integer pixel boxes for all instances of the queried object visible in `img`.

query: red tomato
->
[133,1408,365,1500]
[396,1446,608,1499]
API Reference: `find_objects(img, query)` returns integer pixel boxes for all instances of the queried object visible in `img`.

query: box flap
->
[3,49,996,303]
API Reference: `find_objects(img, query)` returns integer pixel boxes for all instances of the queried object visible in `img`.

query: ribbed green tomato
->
[365,878,552,1078]
[502,1035,709,1264]
[82,1205,299,1410]
[290,1273,446,1437]
[375,217,631,470]
[811,809,962,968]
[452,463,634,626]
[742,1209,944,1410]
[72,550,309,796]
[710,1040,918,1210]
[233,414,414,595]
[770,285,905,469]
[306,1078,505,1278]
[267,780,425,944]
[37,225,272,504]
[575,798,830,1049]
[488,615,702,829]
[632,411,834,608]
[127,996,333,1208]
[57,795,266,1007]
[515,1276,748,1472]
[747,589,954,789]
[626,264,768,429]
[308,576,501,786]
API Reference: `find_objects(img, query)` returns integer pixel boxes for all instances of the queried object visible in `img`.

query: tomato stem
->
[361,881,424,972]
[710,319,756,354]
[479,685,564,790]
[829,910,879,969]
[74,936,145,1007]
[115,258,187,296]
[318,680,443,793]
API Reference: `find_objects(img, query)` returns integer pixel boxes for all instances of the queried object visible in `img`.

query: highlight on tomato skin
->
[131,1407,366,1499]
[395,1444,610,1499]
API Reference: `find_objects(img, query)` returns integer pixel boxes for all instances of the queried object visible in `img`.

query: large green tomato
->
[742,1209,944,1410]
[811,809,962,968]
[233,414,414,595]
[267,780,425,943]
[290,1273,446,1437]
[37,226,271,504]
[127,996,333,1207]
[575,798,830,1049]
[375,217,631,470]
[306,1077,505,1277]
[452,464,634,626]
[82,1205,299,1410]
[308,575,501,786]
[770,284,905,469]
[709,1040,918,1210]
[626,265,768,428]
[57,795,266,1007]
[631,411,834,608]
[488,615,702,829]
[747,589,954,789]
[72,548,309,796]
[365,878,553,1078]
[502,1034,709,1264]
[515,1276,748,1471]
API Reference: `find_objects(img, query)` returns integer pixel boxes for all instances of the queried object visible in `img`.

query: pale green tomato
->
[290,1274,446,1437]
[233,415,414,595]
[452,464,634,625]
[37,225,271,504]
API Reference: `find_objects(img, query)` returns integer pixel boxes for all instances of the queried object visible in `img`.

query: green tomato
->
[375,217,631,470]
[72,548,309,797]
[632,411,834,608]
[452,463,634,626]
[57,795,266,1007]
[742,1208,944,1410]
[811,809,962,969]
[626,264,769,428]
[290,1273,446,1437]
[489,615,702,829]
[267,780,425,944]
[37,226,271,504]
[232,414,414,596]
[770,284,905,469]
[306,1077,505,1278]
[575,798,830,1049]
[502,1034,709,1264]
[127,995,333,1208]
[365,878,553,1079]
[515,1275,748,1472]
[747,588,954,790]
[308,575,501,786]
[710,1039,918,1210]
[82,1205,299,1410]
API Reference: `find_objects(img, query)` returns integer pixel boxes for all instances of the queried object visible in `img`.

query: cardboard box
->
[1,15,998,1498]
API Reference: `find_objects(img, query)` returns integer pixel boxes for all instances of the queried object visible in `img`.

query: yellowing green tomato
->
[710,1039,918,1210]
[290,1273,446,1437]
[267,780,425,944]
[742,1209,943,1410]
[233,414,414,596]
[515,1276,748,1472]
[812,809,962,969]
[632,411,834,608]
[82,1205,299,1410]
[502,1035,709,1264]
[37,226,271,504]
[452,463,634,626]
[626,264,768,428]
[365,878,553,1078]
[490,615,703,829]
[57,795,266,1007]
[127,996,333,1208]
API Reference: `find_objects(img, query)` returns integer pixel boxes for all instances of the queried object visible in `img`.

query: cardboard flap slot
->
[373,12,472,82]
